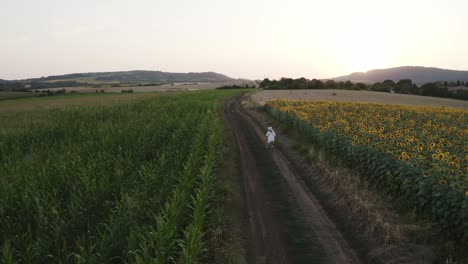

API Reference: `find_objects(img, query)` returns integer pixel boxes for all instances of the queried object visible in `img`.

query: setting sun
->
[337,38,392,74]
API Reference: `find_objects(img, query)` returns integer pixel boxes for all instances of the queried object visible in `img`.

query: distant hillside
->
[24,70,237,84]
[333,66,468,84]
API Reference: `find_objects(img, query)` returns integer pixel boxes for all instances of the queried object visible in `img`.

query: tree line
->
[216,84,256,90]
[0,82,27,91]
[0,81,84,91]
[259,78,468,100]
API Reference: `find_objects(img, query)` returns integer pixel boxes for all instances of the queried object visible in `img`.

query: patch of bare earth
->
[224,96,293,263]
[251,89,468,109]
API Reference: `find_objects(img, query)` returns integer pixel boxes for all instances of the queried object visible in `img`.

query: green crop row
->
[0,90,236,263]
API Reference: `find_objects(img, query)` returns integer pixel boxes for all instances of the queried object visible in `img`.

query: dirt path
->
[224,96,292,263]
[224,95,362,264]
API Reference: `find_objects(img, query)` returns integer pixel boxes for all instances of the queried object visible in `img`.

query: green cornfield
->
[0,90,237,263]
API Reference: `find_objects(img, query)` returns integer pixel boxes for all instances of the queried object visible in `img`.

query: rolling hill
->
[23,70,237,84]
[333,66,468,84]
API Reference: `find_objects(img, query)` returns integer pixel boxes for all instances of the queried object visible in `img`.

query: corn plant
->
[0,90,239,263]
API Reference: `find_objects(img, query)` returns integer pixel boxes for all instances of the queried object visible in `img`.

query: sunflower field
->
[265,100,468,243]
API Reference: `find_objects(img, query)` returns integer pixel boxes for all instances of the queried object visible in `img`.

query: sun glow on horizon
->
[338,40,393,74]
[1,0,467,80]
[320,6,404,75]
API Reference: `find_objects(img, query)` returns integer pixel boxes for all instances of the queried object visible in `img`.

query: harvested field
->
[34,81,249,94]
[251,89,468,109]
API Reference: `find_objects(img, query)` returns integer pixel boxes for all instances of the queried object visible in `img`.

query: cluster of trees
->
[137,82,163,87]
[1,81,88,91]
[216,84,256,90]
[0,82,27,91]
[107,82,164,88]
[30,81,82,89]
[260,78,468,100]
[34,89,67,97]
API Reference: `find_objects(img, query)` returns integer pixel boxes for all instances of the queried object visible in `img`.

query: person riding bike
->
[266,126,276,150]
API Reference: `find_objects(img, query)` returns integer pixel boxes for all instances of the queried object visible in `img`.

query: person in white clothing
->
[266,126,276,150]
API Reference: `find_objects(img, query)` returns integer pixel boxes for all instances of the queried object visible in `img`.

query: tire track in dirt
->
[225,95,362,264]
[224,96,292,263]
[249,125,361,264]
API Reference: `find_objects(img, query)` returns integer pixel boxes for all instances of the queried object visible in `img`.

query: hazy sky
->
[1,0,467,80]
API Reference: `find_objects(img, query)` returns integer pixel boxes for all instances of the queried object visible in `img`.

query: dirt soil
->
[224,95,362,263]
[224,96,293,263]
[251,89,468,109]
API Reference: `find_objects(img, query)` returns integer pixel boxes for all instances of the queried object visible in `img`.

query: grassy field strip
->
[0,92,166,113]
[0,92,38,101]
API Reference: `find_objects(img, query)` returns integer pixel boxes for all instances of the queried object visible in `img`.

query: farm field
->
[2,88,466,263]
[252,89,468,109]
[33,81,248,94]
[265,99,468,243]
[0,91,38,101]
[0,92,163,111]
[0,90,240,263]
[0,93,168,133]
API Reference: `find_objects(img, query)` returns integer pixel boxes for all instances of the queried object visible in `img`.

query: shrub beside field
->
[0,91,237,263]
[265,100,468,244]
